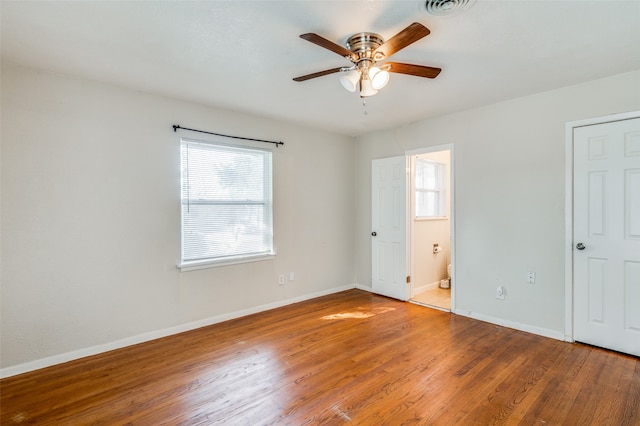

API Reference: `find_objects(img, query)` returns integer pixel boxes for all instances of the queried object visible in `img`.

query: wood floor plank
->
[1,289,639,425]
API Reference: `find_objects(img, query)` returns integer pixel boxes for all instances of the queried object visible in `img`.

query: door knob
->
[576,242,586,250]
[371,232,377,236]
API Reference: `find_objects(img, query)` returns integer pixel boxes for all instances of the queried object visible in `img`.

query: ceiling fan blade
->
[374,22,431,59]
[293,67,344,82]
[387,62,442,78]
[300,33,356,61]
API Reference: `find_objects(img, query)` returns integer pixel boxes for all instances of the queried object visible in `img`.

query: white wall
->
[0,63,355,373]
[4,62,640,375]
[355,70,640,338]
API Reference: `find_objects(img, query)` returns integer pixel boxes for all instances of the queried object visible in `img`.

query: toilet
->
[439,264,452,289]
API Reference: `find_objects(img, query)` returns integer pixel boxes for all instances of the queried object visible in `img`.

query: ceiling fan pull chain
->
[362,99,368,116]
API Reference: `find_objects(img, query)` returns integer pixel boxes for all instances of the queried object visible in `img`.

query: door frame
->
[406,143,455,312]
[564,110,640,342]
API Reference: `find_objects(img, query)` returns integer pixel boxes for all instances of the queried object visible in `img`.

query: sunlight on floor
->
[321,307,395,320]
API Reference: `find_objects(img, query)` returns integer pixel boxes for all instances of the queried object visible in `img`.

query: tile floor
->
[411,285,451,310]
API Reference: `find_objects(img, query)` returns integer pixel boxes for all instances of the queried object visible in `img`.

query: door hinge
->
[406,276,411,283]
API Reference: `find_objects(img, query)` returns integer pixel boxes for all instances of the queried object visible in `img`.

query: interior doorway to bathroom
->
[408,146,453,312]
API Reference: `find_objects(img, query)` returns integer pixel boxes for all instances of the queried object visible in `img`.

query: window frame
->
[414,158,447,220]
[178,137,275,271]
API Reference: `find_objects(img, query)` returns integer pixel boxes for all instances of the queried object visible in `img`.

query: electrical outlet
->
[527,272,536,284]
[278,274,285,285]
[496,286,505,300]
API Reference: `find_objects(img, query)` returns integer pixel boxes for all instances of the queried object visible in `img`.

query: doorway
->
[408,146,454,311]
[370,145,455,310]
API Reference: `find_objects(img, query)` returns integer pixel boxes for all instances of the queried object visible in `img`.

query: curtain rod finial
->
[173,125,180,132]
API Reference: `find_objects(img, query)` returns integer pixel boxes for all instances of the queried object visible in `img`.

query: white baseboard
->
[332,284,565,343]
[412,281,441,296]
[1,284,357,379]
[452,308,565,341]
[354,283,373,292]
[5,282,562,379]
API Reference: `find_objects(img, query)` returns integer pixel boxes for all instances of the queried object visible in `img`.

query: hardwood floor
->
[2,289,639,425]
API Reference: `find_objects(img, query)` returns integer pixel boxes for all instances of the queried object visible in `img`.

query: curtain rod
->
[173,124,284,147]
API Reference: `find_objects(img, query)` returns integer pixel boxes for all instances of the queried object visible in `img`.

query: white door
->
[573,117,640,356]
[371,156,409,300]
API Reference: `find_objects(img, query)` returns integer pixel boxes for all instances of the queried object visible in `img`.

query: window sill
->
[415,216,449,221]
[178,252,276,272]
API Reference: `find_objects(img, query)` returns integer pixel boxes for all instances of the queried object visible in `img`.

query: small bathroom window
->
[415,158,446,219]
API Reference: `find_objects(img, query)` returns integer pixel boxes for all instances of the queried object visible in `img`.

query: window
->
[180,139,273,269]
[415,158,446,218]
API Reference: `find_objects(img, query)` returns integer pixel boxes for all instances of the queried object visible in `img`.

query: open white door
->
[573,116,640,356]
[371,156,409,300]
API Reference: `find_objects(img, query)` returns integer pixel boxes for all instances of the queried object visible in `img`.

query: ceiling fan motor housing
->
[346,33,385,61]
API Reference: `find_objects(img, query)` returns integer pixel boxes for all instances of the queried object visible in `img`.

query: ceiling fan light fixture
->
[340,69,360,92]
[369,67,390,90]
[360,78,378,98]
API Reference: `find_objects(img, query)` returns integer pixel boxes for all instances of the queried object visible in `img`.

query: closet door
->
[573,117,640,356]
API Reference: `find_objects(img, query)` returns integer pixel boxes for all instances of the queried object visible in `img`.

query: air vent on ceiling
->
[421,0,477,16]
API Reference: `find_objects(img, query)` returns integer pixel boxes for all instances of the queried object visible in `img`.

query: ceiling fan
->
[293,22,441,98]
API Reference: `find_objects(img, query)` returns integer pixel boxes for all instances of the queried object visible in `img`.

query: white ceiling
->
[2,0,640,136]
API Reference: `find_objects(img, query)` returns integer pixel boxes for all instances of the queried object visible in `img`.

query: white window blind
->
[180,139,273,265]
[415,158,446,218]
